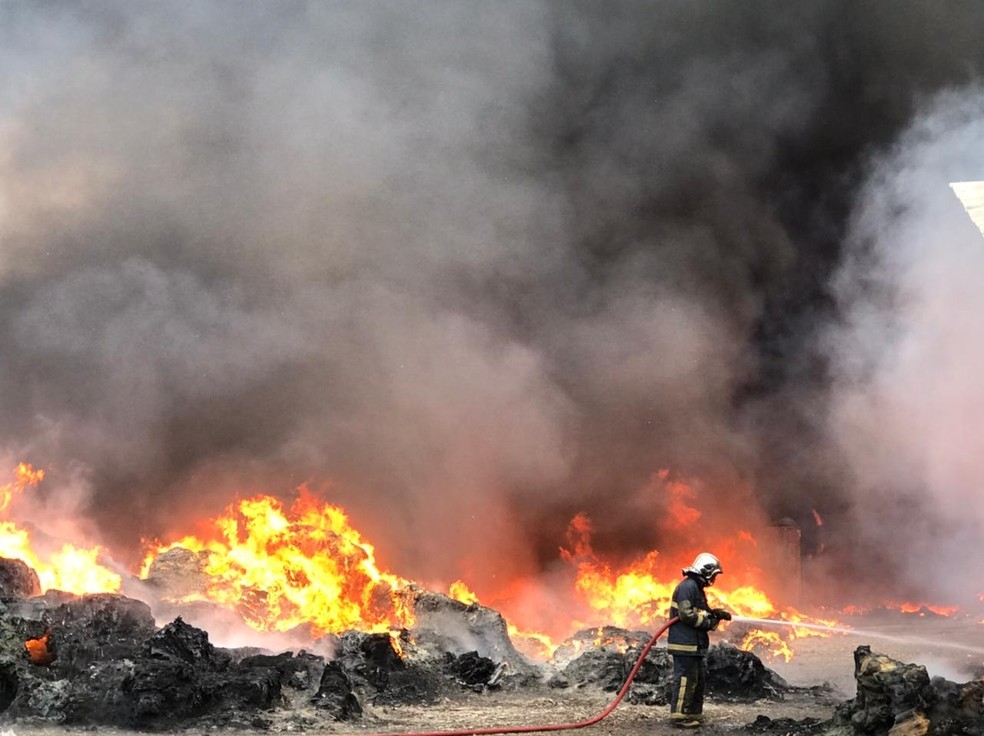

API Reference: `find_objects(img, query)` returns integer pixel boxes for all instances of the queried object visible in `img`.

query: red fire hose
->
[357,617,680,736]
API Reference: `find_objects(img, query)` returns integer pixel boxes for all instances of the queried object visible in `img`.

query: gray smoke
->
[3,1,984,607]
[826,89,984,606]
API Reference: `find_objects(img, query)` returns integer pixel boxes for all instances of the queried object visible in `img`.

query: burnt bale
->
[0,601,39,663]
[556,639,784,706]
[44,593,157,673]
[445,650,498,690]
[144,616,219,666]
[121,617,228,727]
[0,558,41,599]
[930,675,984,725]
[335,631,404,691]
[123,653,215,726]
[216,665,286,710]
[1,607,307,730]
[8,617,203,728]
[124,618,293,729]
[706,643,788,701]
[238,650,324,691]
[551,630,672,703]
[832,646,984,736]
[838,646,934,734]
[141,546,210,600]
[334,631,448,706]
[561,647,628,692]
[551,626,652,668]
[105,617,226,728]
[312,660,362,721]
[412,591,538,680]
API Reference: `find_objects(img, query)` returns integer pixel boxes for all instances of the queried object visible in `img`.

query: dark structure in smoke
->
[3,1,984,602]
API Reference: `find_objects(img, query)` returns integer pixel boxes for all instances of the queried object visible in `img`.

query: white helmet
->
[683,552,722,586]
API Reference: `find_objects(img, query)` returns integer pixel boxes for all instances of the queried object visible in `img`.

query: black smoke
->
[3,1,984,606]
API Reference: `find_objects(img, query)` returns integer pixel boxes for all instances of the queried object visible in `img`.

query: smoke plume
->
[826,90,984,606]
[3,1,984,606]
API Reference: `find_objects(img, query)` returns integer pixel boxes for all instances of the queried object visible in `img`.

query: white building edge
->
[949,180,984,238]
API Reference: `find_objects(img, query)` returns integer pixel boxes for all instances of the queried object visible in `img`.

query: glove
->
[711,608,732,621]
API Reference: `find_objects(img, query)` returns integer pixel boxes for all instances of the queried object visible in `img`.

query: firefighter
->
[666,552,731,728]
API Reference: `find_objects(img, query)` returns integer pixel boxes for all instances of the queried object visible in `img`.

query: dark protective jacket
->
[667,573,719,657]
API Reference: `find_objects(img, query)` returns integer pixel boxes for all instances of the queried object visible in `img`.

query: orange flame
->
[449,579,479,605]
[841,602,959,617]
[0,465,121,595]
[137,480,826,661]
[897,602,958,617]
[0,464,907,665]
[546,508,838,661]
[740,630,794,662]
[25,629,54,666]
[507,623,557,661]
[560,513,780,627]
[0,463,44,514]
[141,487,416,637]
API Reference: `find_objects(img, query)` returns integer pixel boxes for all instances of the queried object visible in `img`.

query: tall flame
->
[0,464,875,662]
[537,501,842,661]
[141,487,416,636]
[559,510,785,628]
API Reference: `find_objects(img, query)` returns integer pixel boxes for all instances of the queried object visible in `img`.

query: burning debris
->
[0,581,544,729]
[0,463,871,666]
[2,466,983,734]
[22,629,51,667]
[0,573,800,731]
[1,559,983,736]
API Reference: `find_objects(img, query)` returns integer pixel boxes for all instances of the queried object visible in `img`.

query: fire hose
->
[359,616,680,736]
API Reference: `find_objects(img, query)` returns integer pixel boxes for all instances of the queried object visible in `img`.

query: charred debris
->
[0,559,982,734]
[0,554,785,731]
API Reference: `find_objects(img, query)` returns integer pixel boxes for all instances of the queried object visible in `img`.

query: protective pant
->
[669,655,706,721]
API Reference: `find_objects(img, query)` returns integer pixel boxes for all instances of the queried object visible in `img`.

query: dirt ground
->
[337,686,839,736]
[0,685,839,736]
[4,613,983,736]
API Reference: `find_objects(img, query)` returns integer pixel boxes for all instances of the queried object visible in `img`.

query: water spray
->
[733,615,984,655]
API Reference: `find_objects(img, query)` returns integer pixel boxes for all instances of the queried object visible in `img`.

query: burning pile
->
[0,574,792,730]
[1,463,983,733]
[1,463,840,662]
[0,462,807,728]
[139,488,417,637]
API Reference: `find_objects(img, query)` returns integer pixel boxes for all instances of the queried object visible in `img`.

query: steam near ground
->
[2,2,984,613]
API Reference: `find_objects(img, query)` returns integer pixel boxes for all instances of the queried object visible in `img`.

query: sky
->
[3,1,984,608]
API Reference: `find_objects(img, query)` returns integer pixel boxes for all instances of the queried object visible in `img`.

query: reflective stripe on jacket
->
[667,574,717,657]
